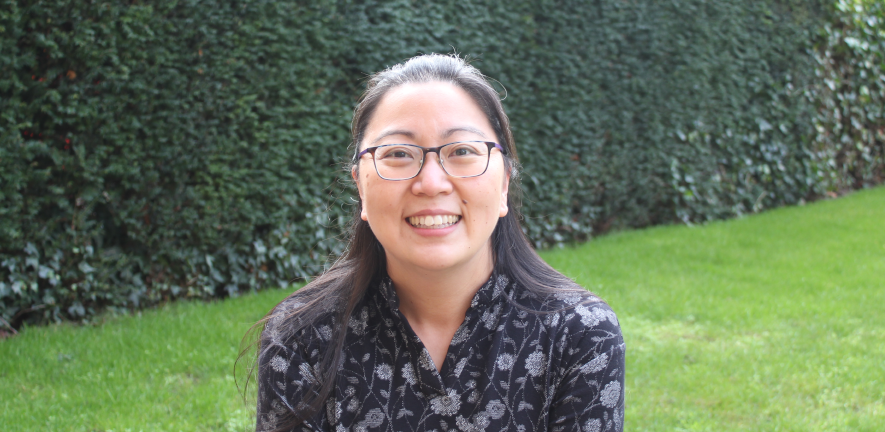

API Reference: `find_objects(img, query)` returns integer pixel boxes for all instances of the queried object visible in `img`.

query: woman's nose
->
[411,153,453,196]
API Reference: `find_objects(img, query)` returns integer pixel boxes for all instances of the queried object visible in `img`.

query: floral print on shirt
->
[257,273,625,432]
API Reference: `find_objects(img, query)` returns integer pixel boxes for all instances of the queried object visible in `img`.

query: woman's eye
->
[378,147,415,159]
[451,146,479,156]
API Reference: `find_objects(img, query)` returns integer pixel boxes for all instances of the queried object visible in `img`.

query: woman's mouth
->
[407,215,461,229]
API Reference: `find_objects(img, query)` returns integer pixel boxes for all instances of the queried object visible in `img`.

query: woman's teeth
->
[408,215,460,228]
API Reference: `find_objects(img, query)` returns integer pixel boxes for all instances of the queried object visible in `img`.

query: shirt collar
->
[469,272,511,309]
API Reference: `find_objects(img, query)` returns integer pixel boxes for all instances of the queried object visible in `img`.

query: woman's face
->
[353,81,509,274]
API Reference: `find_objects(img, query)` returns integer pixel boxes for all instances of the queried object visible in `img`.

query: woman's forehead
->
[363,82,495,146]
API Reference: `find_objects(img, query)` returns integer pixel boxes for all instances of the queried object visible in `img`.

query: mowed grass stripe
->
[2,186,883,431]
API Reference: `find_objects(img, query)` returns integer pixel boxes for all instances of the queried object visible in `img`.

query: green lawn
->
[2,187,883,431]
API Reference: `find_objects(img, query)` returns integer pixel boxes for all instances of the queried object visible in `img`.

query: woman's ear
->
[352,166,369,221]
[499,171,510,218]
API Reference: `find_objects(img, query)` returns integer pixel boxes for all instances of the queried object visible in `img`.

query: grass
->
[2,186,883,431]
[544,186,885,431]
[0,290,276,432]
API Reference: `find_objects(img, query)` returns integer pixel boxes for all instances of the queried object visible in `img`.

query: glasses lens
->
[441,142,490,177]
[374,145,423,179]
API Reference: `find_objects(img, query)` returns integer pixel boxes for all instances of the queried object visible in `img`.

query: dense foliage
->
[814,0,885,190]
[1,0,355,324]
[1,0,882,324]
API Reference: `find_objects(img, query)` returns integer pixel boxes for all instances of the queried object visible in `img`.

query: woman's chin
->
[393,254,460,272]
[385,242,493,275]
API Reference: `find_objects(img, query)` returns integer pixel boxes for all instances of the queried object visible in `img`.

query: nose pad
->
[419,152,448,177]
[412,152,453,196]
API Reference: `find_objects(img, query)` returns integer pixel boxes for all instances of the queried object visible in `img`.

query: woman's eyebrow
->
[442,126,487,139]
[371,130,415,145]
[370,126,487,145]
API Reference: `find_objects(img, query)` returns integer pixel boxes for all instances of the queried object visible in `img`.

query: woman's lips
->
[407,215,461,229]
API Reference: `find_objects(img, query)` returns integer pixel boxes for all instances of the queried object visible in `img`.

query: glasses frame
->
[355,140,506,181]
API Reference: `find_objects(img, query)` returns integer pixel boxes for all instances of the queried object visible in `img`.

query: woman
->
[254,54,625,432]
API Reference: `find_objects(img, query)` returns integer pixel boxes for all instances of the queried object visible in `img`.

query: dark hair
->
[241,53,588,430]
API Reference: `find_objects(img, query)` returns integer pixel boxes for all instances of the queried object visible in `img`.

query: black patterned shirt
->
[257,273,625,432]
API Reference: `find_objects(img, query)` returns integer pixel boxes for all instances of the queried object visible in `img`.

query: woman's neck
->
[385,248,493,331]
[385,248,493,372]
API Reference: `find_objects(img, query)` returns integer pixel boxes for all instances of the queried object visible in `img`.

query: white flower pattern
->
[600,381,621,409]
[401,362,416,385]
[496,353,515,371]
[270,355,288,373]
[429,389,462,416]
[524,351,547,377]
[486,399,506,419]
[363,408,385,427]
[374,364,392,381]
[257,273,625,431]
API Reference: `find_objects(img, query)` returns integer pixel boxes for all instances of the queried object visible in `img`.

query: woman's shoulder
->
[557,292,621,334]
[512,281,619,325]
[262,285,344,349]
[552,294,624,371]
[559,297,623,349]
[511,283,624,355]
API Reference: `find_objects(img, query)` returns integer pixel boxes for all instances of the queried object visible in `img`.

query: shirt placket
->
[376,279,448,397]
[377,275,505,398]
[393,309,448,396]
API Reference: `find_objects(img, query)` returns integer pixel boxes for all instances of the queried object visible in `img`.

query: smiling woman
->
[249,54,625,432]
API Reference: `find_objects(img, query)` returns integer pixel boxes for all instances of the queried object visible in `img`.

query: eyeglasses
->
[355,141,505,181]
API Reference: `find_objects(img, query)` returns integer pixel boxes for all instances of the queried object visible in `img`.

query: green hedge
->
[1,0,881,325]
[1,0,355,323]
[813,0,885,190]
